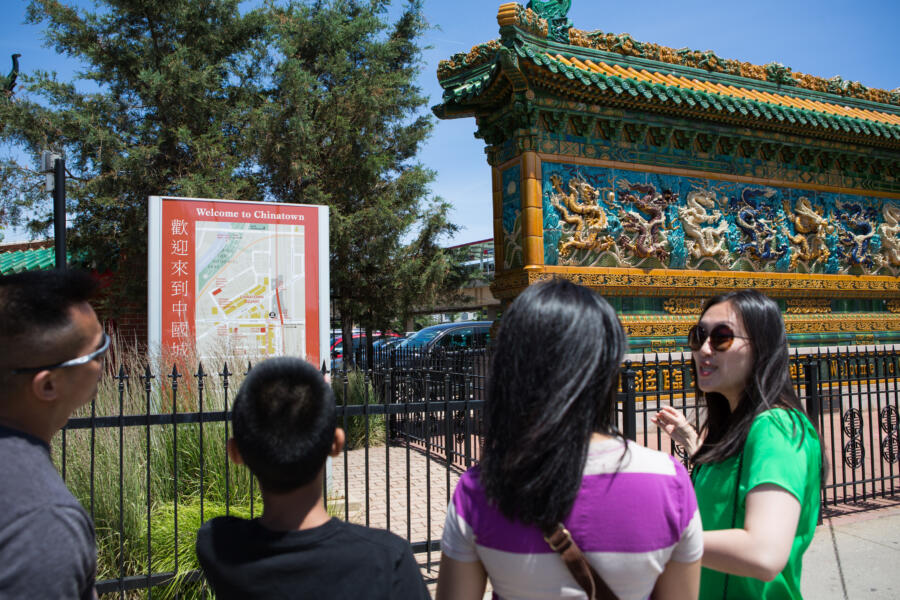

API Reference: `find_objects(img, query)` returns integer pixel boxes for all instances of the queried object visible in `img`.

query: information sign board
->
[149,197,329,366]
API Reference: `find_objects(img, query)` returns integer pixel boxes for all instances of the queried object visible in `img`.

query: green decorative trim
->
[765,62,796,86]
[510,43,900,140]
[437,3,899,107]
[0,247,60,274]
[437,40,502,82]
[482,100,900,192]
[526,1,571,43]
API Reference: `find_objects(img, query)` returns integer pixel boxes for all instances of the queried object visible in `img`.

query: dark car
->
[396,321,492,354]
[388,321,492,383]
[331,331,401,371]
[387,321,493,405]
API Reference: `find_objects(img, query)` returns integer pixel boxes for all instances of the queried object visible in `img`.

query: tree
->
[0,0,462,356]
[0,0,268,309]
[251,0,459,364]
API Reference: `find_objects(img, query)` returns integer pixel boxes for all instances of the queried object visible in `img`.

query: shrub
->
[332,368,387,449]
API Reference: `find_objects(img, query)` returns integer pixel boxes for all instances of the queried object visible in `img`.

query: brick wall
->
[92,270,148,350]
[105,308,148,349]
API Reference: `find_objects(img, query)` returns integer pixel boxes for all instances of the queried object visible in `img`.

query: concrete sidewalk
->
[802,501,900,599]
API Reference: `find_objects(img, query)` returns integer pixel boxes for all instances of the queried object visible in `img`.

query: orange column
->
[492,167,504,271]
[520,152,544,269]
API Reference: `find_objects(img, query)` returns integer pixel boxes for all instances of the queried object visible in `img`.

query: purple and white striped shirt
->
[441,438,703,600]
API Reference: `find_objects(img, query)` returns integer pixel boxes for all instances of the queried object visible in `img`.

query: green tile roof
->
[510,44,900,141]
[436,42,900,144]
[0,247,61,274]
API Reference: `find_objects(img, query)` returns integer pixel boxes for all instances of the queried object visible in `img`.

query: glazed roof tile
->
[514,44,900,137]
[436,4,900,143]
[0,247,60,274]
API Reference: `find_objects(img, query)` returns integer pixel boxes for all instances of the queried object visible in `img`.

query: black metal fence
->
[55,346,899,597]
[619,347,900,508]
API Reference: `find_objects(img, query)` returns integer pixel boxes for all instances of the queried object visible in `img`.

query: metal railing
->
[54,345,899,596]
[617,346,900,509]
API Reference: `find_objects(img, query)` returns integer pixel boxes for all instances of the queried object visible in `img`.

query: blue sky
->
[2,0,898,245]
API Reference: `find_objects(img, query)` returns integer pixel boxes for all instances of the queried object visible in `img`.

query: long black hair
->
[479,279,627,530]
[692,290,817,467]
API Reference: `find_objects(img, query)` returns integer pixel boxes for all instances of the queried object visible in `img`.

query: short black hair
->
[0,270,98,387]
[231,357,335,493]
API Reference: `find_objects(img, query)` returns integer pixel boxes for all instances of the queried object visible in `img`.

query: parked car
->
[389,321,492,404]
[387,321,492,375]
[330,331,401,371]
[396,321,492,353]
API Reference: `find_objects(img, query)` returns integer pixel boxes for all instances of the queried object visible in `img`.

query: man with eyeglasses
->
[0,270,106,600]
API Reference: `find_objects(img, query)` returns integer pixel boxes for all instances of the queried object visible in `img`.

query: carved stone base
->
[786,299,832,314]
[663,298,706,315]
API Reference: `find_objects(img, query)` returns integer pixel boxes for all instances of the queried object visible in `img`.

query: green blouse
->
[693,408,822,600]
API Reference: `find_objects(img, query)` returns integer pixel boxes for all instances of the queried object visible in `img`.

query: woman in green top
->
[653,290,823,599]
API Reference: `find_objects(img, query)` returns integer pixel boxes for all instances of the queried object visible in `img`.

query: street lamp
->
[41,150,65,270]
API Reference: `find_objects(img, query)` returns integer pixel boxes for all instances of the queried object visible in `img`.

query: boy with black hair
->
[195,357,429,599]
[0,270,104,599]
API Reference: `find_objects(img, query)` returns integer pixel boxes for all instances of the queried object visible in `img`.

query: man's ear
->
[226,438,244,465]
[331,427,345,457]
[30,370,60,404]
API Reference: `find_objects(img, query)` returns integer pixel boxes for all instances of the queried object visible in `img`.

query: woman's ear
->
[331,427,345,457]
[226,438,244,465]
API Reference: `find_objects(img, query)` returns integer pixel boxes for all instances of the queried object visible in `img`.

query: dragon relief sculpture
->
[875,203,900,269]
[734,189,786,263]
[782,197,834,269]
[617,184,673,262]
[549,174,617,258]
[678,190,729,263]
[526,0,572,42]
[836,202,876,269]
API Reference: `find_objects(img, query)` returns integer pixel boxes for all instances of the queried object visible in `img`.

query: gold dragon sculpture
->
[782,197,834,269]
[875,203,900,269]
[549,174,617,258]
[678,190,730,264]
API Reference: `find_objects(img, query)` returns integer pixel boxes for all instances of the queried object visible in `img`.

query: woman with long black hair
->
[653,290,822,599]
[437,279,702,600]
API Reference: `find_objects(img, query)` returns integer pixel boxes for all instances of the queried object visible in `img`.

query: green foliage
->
[0,0,466,328]
[1,0,269,311]
[332,368,386,449]
[52,336,261,591]
[250,0,462,344]
[142,499,253,600]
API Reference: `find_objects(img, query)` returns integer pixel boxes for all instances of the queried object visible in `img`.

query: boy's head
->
[231,357,337,493]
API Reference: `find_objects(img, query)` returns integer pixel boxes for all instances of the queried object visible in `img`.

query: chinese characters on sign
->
[150,197,329,367]
[164,217,194,357]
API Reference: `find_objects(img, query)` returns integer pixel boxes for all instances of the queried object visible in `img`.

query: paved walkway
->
[802,500,900,599]
[329,442,900,599]
[328,442,462,557]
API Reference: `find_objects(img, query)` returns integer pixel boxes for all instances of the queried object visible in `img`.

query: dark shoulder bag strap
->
[544,524,619,600]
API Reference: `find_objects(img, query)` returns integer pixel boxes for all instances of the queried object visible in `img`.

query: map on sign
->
[194,221,306,357]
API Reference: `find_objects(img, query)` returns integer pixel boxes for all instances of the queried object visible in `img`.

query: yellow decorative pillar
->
[520,151,544,269]
[492,166,504,271]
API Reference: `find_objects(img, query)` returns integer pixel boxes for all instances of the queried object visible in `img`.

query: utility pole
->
[41,151,66,269]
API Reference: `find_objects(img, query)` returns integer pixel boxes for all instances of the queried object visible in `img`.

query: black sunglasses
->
[11,333,110,374]
[687,324,750,352]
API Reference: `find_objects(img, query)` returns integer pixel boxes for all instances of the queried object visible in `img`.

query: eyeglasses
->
[687,324,750,352]
[11,333,110,374]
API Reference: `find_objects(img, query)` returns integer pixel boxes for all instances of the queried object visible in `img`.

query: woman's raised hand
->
[652,406,700,456]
